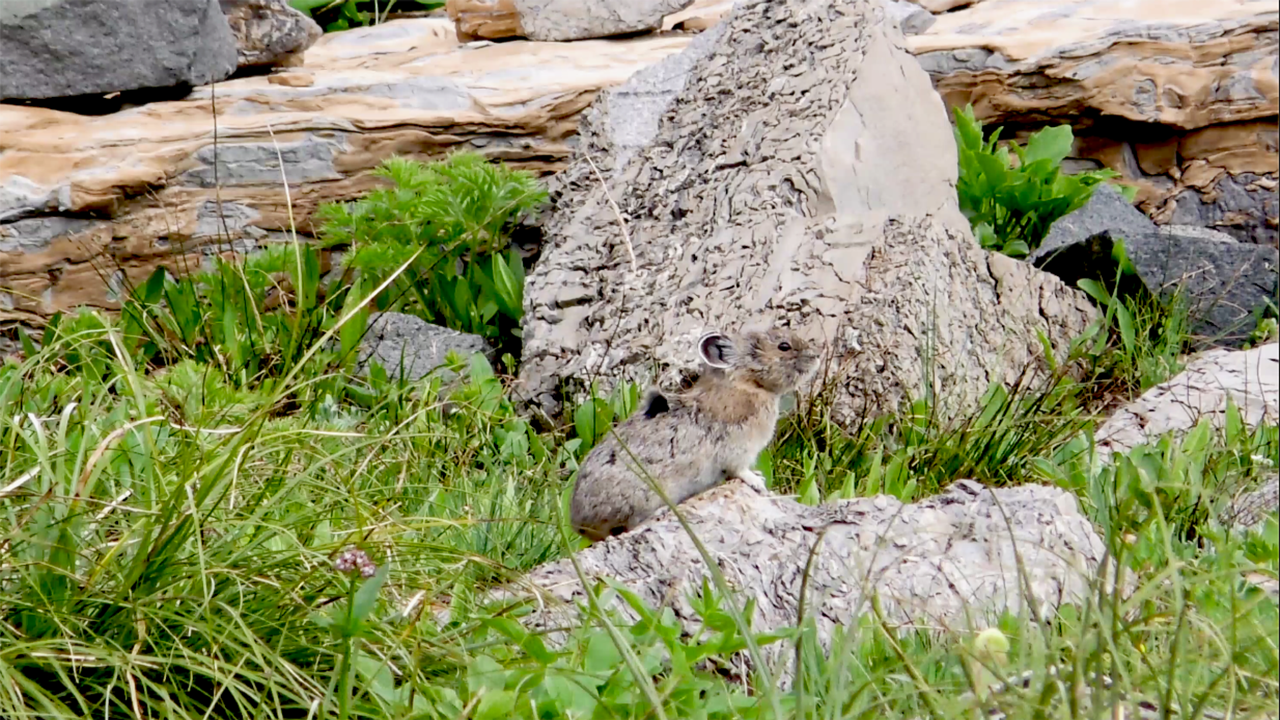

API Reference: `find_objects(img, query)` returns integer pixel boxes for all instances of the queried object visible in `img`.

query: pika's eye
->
[777,342,792,352]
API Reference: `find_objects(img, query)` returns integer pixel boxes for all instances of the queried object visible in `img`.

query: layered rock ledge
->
[1,0,1275,327]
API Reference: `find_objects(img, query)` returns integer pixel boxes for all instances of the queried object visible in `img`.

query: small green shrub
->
[288,0,445,32]
[316,152,547,357]
[953,104,1132,258]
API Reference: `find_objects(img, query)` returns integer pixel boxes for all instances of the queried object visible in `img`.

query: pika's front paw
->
[737,470,770,495]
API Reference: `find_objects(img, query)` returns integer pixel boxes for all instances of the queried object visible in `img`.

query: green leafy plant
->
[316,152,547,356]
[953,104,1131,258]
[288,0,445,32]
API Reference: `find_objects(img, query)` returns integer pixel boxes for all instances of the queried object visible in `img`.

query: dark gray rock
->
[1034,228,1279,349]
[354,312,495,383]
[219,0,322,71]
[1169,172,1279,247]
[1028,183,1156,264]
[0,0,238,101]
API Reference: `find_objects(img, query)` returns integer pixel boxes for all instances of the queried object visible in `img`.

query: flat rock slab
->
[472,479,1108,683]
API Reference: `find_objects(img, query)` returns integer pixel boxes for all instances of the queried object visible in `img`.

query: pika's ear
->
[697,332,734,369]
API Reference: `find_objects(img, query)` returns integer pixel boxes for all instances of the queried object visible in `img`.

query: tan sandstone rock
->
[517,0,1098,426]
[911,0,1279,245]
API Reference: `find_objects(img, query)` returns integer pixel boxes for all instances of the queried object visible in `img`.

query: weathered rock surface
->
[448,0,933,40]
[1029,184,1156,264]
[355,311,493,381]
[470,479,1108,681]
[885,0,936,36]
[518,0,1097,425]
[220,0,323,70]
[0,0,240,101]
[446,0,696,41]
[1095,342,1280,462]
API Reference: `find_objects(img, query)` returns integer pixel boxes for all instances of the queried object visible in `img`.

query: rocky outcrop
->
[220,0,323,71]
[0,16,693,323]
[910,0,1278,245]
[466,479,1109,685]
[0,0,239,101]
[517,0,1097,426]
[648,0,1280,245]
[447,0,934,40]
[1094,342,1280,462]
[1,0,1274,329]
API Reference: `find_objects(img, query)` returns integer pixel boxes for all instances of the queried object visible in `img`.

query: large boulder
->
[0,0,239,101]
[518,0,1097,426]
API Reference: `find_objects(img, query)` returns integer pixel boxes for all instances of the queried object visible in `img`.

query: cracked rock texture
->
[669,0,1280,245]
[518,0,1097,425]
[220,0,323,70]
[466,479,1108,683]
[1095,342,1280,463]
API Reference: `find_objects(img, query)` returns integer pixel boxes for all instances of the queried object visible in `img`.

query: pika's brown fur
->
[569,326,819,542]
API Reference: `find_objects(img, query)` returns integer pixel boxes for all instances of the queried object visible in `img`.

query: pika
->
[569,326,820,542]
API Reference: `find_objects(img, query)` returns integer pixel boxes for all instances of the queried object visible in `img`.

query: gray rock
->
[1034,228,1279,349]
[883,0,935,35]
[1159,224,1239,244]
[219,0,322,71]
[354,312,494,383]
[1028,183,1155,265]
[0,0,239,101]
[512,0,695,42]
[519,0,1097,428]
[469,479,1110,688]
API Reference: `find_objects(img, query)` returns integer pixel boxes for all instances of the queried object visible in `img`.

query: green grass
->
[1,299,1276,719]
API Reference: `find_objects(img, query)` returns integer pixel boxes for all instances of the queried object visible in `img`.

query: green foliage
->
[288,0,445,32]
[953,104,1132,257]
[1069,253,1193,398]
[3,201,1277,718]
[316,152,547,356]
